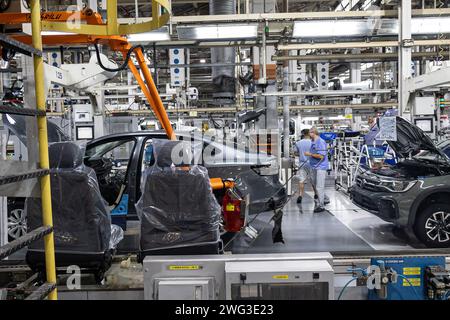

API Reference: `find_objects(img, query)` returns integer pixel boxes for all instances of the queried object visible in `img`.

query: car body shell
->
[85,131,287,218]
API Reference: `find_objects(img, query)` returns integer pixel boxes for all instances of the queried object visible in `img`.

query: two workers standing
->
[294,127,330,213]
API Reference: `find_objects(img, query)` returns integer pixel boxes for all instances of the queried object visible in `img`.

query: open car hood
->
[383,116,446,160]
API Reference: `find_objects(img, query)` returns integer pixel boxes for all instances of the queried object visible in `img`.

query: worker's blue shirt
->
[309,137,329,170]
[295,139,312,165]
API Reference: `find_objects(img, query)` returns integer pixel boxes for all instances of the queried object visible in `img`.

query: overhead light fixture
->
[200,59,206,63]
[293,16,450,38]
[177,24,258,40]
[127,27,170,43]
[412,17,450,35]
[293,20,372,38]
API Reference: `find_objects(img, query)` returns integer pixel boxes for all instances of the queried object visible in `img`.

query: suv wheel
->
[8,207,27,242]
[414,203,450,248]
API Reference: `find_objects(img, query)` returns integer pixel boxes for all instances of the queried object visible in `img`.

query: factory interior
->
[1,0,450,304]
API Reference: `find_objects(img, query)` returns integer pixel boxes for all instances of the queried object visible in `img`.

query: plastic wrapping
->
[234,171,287,214]
[110,224,125,250]
[136,139,221,251]
[27,142,112,253]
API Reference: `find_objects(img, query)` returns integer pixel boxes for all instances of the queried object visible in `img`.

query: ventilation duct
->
[209,0,236,105]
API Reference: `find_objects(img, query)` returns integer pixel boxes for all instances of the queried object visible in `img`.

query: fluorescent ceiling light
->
[127,27,170,43]
[177,24,258,40]
[412,17,450,35]
[293,16,450,38]
[293,20,373,38]
[200,59,206,63]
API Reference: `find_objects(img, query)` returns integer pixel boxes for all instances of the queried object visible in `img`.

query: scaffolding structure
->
[334,135,364,193]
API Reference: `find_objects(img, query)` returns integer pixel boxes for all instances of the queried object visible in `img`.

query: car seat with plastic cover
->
[26,142,118,281]
[136,139,221,261]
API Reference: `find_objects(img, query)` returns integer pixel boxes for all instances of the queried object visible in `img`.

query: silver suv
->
[351,117,450,248]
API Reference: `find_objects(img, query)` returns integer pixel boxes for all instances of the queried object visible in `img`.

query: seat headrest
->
[153,139,191,167]
[49,142,84,169]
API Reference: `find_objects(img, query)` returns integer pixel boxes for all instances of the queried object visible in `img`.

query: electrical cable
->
[93,42,144,73]
[397,274,422,300]
[337,277,358,300]
[348,267,367,276]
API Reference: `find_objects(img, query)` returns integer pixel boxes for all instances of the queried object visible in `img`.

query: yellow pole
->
[152,0,160,28]
[30,0,58,300]
[107,0,119,35]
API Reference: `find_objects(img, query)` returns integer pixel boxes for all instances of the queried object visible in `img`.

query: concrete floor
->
[229,181,417,255]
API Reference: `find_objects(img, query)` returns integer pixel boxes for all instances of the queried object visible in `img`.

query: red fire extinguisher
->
[222,189,245,233]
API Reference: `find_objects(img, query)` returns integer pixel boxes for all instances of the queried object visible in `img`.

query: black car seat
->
[138,140,221,261]
[26,142,112,282]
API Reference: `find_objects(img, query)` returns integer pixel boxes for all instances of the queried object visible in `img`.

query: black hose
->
[93,42,144,73]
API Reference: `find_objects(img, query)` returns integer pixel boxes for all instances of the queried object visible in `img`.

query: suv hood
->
[383,116,447,161]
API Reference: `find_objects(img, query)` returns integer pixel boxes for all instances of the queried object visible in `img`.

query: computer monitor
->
[414,118,434,133]
[76,126,94,140]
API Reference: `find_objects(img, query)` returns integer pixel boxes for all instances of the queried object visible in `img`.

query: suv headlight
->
[379,180,417,193]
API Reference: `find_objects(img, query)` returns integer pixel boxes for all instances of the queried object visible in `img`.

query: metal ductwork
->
[209,0,236,105]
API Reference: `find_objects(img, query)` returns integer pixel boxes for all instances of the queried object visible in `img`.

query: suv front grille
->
[355,176,383,192]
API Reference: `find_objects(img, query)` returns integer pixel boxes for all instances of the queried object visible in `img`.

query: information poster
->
[378,116,397,141]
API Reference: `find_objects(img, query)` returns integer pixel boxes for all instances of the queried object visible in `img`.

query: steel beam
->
[277,39,450,51]
[273,51,450,63]
[290,102,397,111]
[260,89,397,97]
[104,102,396,115]
[169,8,450,23]
[117,8,450,26]
[405,66,450,91]
[399,0,413,118]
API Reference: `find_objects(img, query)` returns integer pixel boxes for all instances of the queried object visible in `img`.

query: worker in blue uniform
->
[305,127,330,213]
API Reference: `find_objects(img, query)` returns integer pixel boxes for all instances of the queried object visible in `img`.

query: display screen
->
[414,119,433,133]
[76,126,94,140]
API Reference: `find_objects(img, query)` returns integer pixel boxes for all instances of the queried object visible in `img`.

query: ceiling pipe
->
[209,0,237,105]
[273,51,450,63]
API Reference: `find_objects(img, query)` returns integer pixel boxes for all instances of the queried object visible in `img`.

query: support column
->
[350,49,361,128]
[350,49,361,84]
[283,64,290,158]
[31,0,57,300]
[398,0,412,120]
